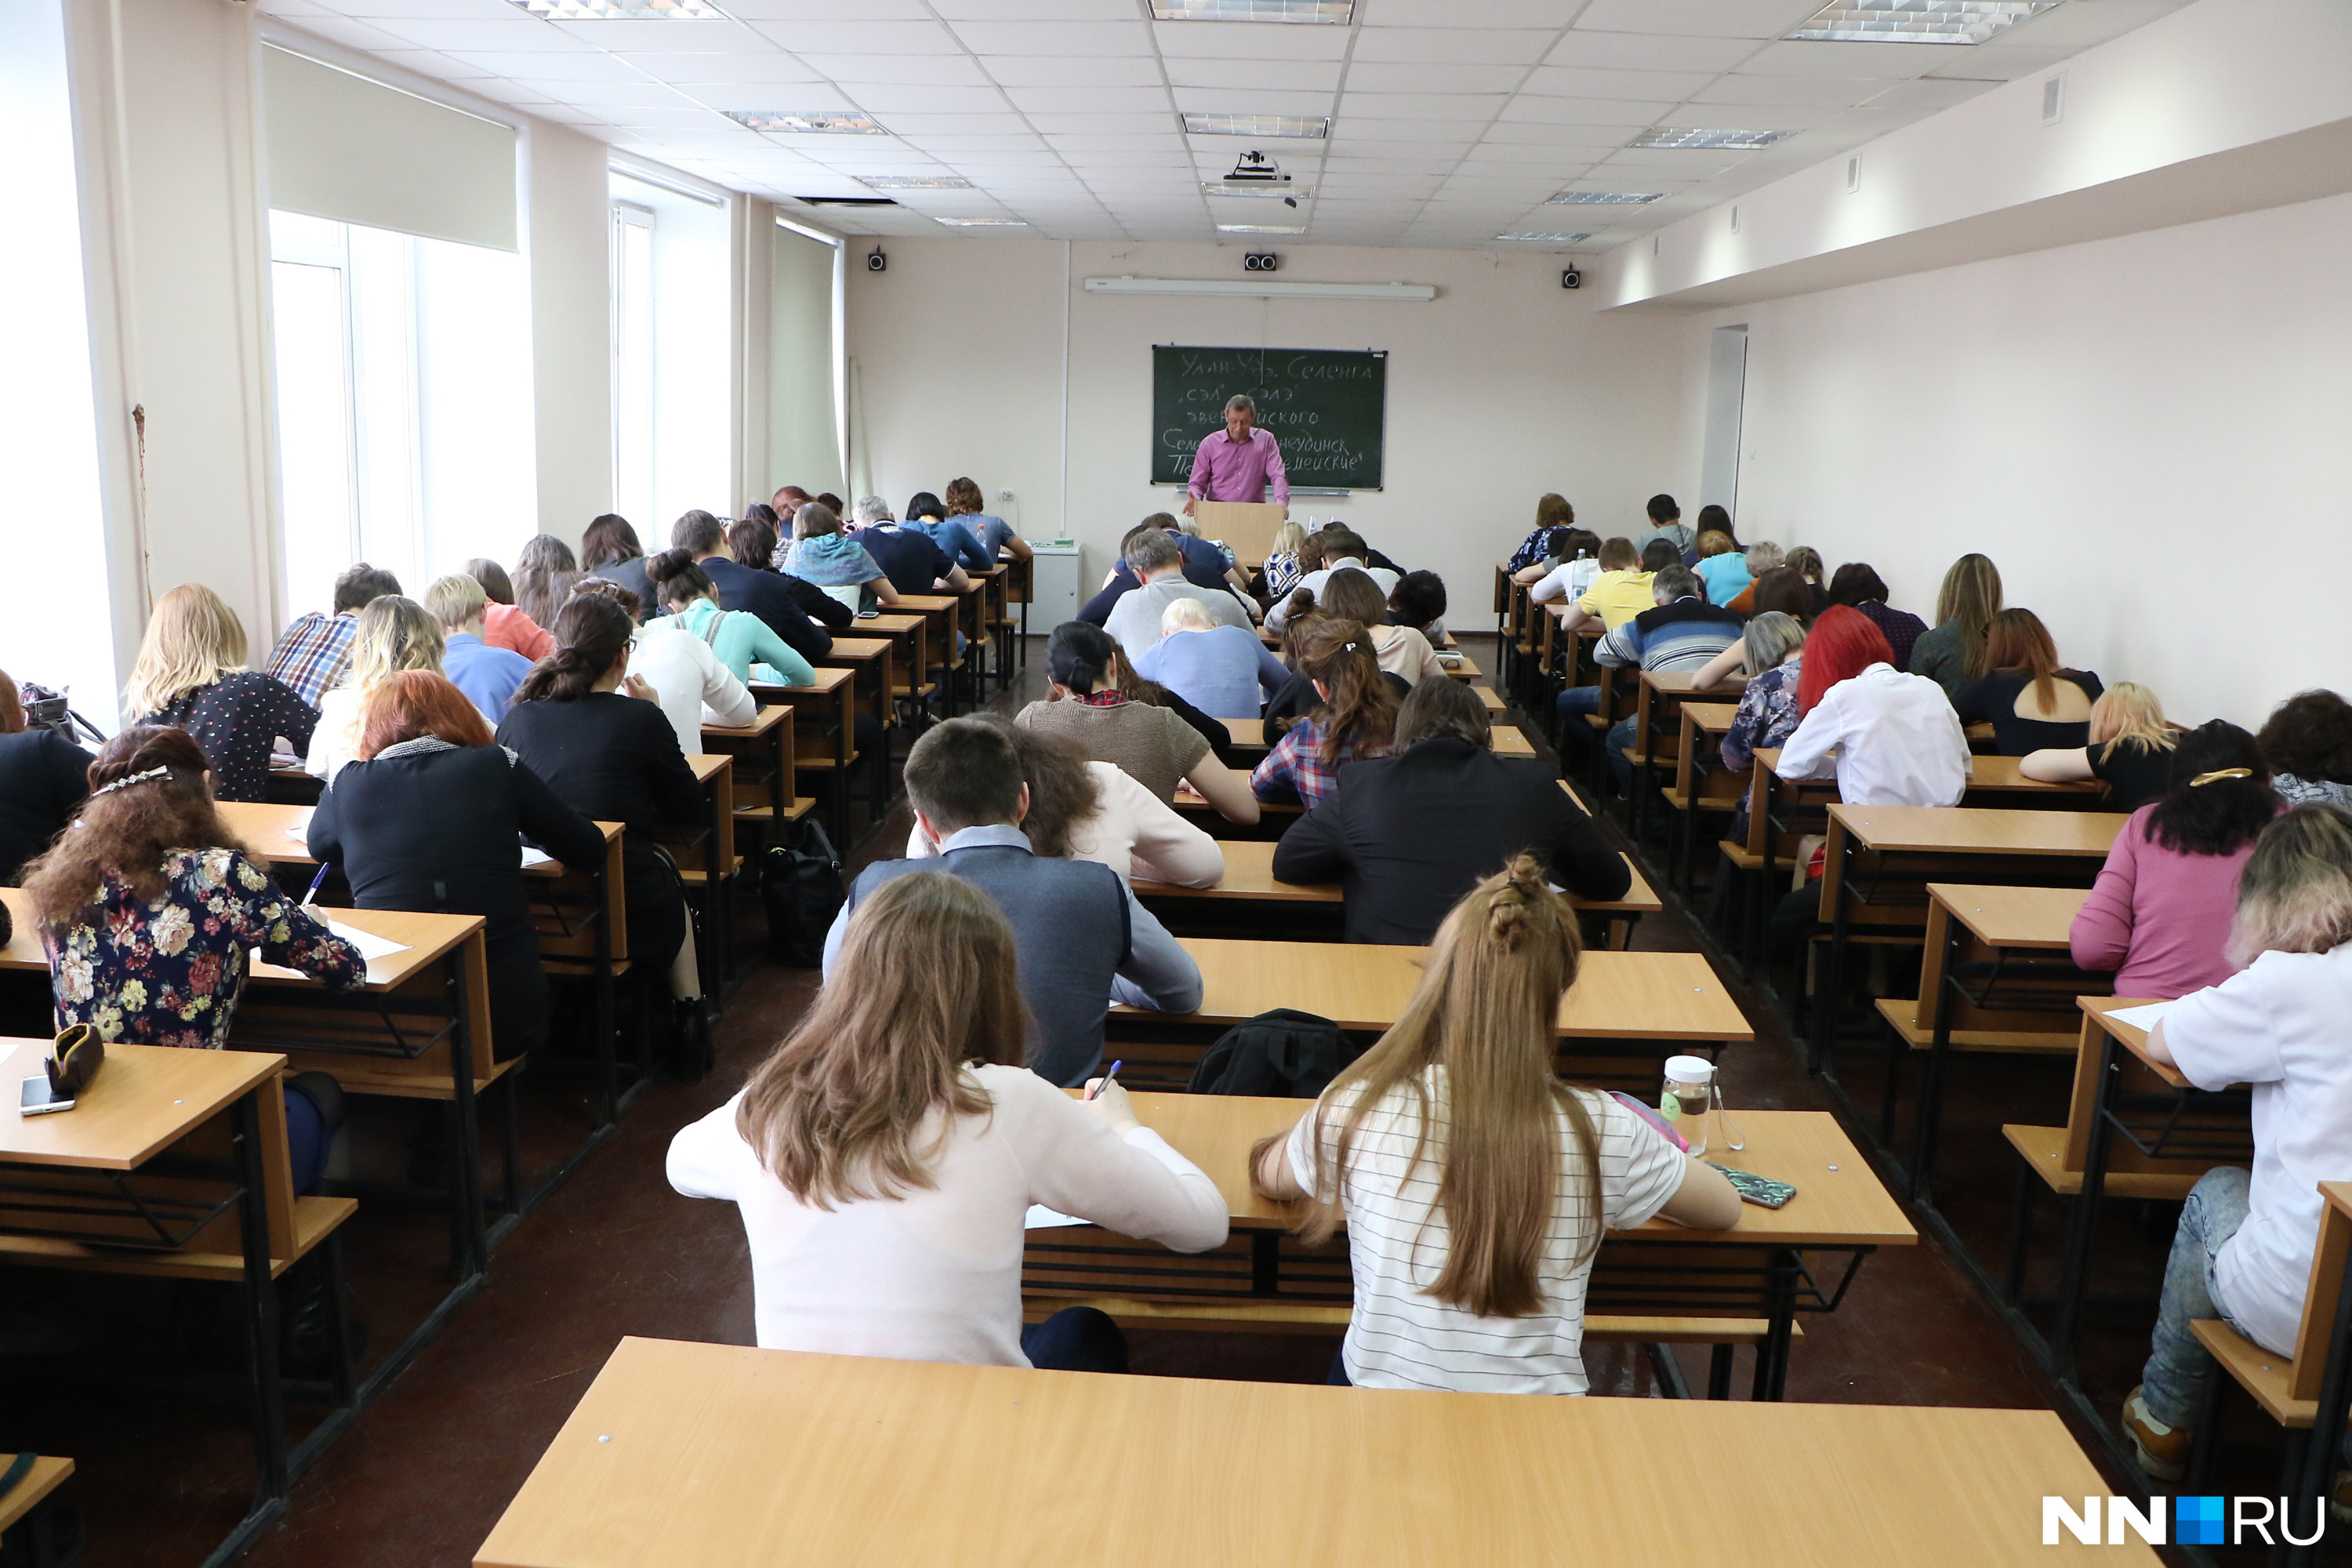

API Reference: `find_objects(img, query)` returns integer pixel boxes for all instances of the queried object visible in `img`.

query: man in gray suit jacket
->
[825,719,1202,1086]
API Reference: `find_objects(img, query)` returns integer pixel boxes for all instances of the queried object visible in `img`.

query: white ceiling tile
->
[1334,122,1482,145]
[365,48,497,79]
[1170,87,1335,115]
[521,102,600,124]
[983,56,1165,87]
[1479,118,1635,146]
[1358,0,1585,24]
[529,79,700,107]
[546,18,758,53]
[742,19,964,53]
[1461,140,1602,164]
[1571,0,1820,39]
[1860,76,1993,112]
[947,20,1155,56]
[1047,134,1189,152]
[1341,62,1526,93]
[1994,0,2190,48]
[275,14,418,50]
[1338,92,1510,121]
[935,0,1138,17]
[1520,64,1721,100]
[364,16,589,50]
[886,123,1045,143]
[1926,43,2074,81]
[1657,100,1829,130]
[1349,27,1558,64]
[336,0,528,17]
[450,50,647,79]
[1542,31,1764,72]
[1165,57,1344,90]
[721,0,931,15]
[843,85,1011,113]
[1151,21,1352,60]
[1007,87,1170,114]
[1692,72,1893,106]
[796,53,993,85]
[1495,96,1664,125]
[1319,155,1462,172]
[1596,145,1751,172]
[1733,39,1951,78]
[636,54,821,85]
[605,107,741,128]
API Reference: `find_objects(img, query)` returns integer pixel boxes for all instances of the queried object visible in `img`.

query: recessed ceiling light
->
[935,217,1028,227]
[725,111,885,135]
[1496,231,1589,242]
[1202,181,1312,199]
[1150,0,1352,20]
[1184,114,1328,139]
[1788,0,2060,44]
[1217,223,1305,233]
[1548,191,1664,205]
[1626,128,1793,150]
[858,176,975,190]
[509,0,723,17]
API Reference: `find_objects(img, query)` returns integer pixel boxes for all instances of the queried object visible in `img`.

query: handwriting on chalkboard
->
[1152,346,1386,491]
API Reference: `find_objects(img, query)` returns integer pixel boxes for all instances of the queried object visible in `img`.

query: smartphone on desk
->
[1710,1163,1795,1209]
[856,609,880,619]
[20,1075,74,1116]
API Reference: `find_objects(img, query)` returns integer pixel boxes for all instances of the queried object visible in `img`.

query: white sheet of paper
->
[2106,1000,2175,1030]
[324,920,409,961]
[518,846,554,868]
[287,826,307,839]
[1024,1206,1087,1230]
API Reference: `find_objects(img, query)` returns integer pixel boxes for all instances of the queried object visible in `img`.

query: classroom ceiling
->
[262,0,2194,252]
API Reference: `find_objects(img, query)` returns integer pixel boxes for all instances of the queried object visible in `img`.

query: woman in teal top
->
[644,549,818,688]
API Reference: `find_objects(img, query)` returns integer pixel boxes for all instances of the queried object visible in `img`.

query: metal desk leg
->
[1810,840,1854,1074]
[1908,917,1967,1203]
[1751,1246,1798,1401]
[2285,1238,2352,1563]
[231,1090,289,1504]
[446,956,488,1276]
[593,858,617,1129]
[2048,1027,2118,1381]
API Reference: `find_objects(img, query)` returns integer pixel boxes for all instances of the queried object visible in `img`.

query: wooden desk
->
[1434,647,1481,683]
[813,634,895,742]
[481,1334,2129,1568]
[751,665,860,830]
[1471,684,1506,714]
[0,1455,72,1541]
[1664,699,1744,895]
[701,704,812,837]
[670,756,737,998]
[860,610,933,714]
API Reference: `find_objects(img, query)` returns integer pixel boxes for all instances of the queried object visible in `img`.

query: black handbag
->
[47,1025,103,1098]
[758,819,846,967]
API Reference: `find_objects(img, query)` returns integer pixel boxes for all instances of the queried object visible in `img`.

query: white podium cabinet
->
[1027,544,1083,627]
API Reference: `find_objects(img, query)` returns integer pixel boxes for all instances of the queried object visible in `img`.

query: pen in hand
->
[301,863,330,908]
[1085,1060,1123,1101]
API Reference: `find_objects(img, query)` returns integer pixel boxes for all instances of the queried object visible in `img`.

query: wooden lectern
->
[1191,501,1288,568]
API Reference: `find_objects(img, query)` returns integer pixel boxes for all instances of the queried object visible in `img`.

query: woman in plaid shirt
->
[1251,619,1399,811]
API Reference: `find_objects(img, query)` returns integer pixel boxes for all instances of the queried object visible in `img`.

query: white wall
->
[848,239,1688,609]
[529,122,612,543]
[1692,187,2352,731]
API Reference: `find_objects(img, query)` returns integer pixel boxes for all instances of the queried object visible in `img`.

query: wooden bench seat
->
[1874,998,2079,1054]
[2002,1124,2209,1200]
[2191,1319,2318,1428]
[1022,1294,1797,1348]
[0,1456,72,1537]
[0,1193,356,1283]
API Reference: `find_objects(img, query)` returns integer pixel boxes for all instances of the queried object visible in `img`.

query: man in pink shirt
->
[1185,394,1289,516]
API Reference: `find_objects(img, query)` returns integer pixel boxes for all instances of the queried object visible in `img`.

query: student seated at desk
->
[2071,722,2277,1000]
[1692,528,1749,608]
[2020,682,2176,809]
[568,573,753,762]
[1272,679,1627,944]
[23,726,365,1191]
[1904,553,2001,701]
[781,501,901,613]
[1294,568,1444,686]
[1504,493,1576,574]
[2122,805,2352,1482]
[943,477,1029,568]
[1079,517,1240,626]
[1390,568,1450,644]
[673,873,1225,1370]
[312,672,604,1061]
[848,495,967,600]
[428,575,534,724]
[1104,529,1256,659]
[1130,597,1290,719]
[1019,623,1258,825]
[1952,608,2103,754]
[1261,520,1308,604]
[512,534,583,630]
[1264,528,1396,637]
[907,714,1221,888]
[128,585,322,805]
[682,509,848,662]
[1711,612,1808,833]
[582,514,658,624]
[902,491,992,575]
[263,561,402,708]
[496,593,702,985]
[1726,546,1829,622]
[831,720,1203,1087]
[1252,620,1399,811]
[1582,564,1745,786]
[640,549,818,702]
[1250,860,1740,1392]
[1510,524,1599,592]
[1826,563,1928,671]
[0,669,91,884]
[2258,689,2352,811]
[1543,537,1654,729]
[460,558,554,662]
[307,595,446,781]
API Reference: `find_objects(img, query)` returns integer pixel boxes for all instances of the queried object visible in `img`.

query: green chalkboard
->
[1152,345,1386,492]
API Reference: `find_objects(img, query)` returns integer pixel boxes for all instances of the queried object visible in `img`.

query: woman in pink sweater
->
[2071,722,2279,997]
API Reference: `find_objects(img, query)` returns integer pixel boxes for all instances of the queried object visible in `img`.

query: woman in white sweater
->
[666,872,1228,1369]
[906,713,1221,887]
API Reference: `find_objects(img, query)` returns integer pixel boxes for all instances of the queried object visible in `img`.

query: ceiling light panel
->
[1182,113,1328,137]
[1548,189,1664,203]
[1150,0,1352,21]
[1788,1,2060,44]
[510,0,723,16]
[935,216,1029,226]
[858,175,976,188]
[1626,126,1795,148]
[1495,230,1590,241]
[1215,223,1307,232]
[726,111,887,133]
[1201,181,1312,198]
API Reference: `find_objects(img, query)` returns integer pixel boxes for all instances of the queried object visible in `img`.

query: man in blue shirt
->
[903,492,992,573]
[849,499,969,598]
[425,575,534,721]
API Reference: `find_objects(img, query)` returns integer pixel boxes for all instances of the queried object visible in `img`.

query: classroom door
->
[1700,325,1748,524]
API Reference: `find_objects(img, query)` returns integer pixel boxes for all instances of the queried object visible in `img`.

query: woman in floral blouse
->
[21,725,366,1190]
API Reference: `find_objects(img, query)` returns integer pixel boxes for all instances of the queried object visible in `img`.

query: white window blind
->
[263,45,517,252]
[770,222,844,495]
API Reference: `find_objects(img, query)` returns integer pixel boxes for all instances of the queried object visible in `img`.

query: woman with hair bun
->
[21,725,365,1190]
[496,593,704,979]
[1250,858,1739,1390]
[1250,619,1400,811]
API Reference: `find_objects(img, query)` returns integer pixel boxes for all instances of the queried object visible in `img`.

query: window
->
[608,168,731,529]
[610,202,655,529]
[266,210,535,609]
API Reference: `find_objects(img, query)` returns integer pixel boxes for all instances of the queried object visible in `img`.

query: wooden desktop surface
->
[0,1038,283,1172]
[1119,939,1751,1041]
[1129,839,1660,917]
[701,704,789,743]
[0,1455,72,1535]
[0,886,479,995]
[1829,804,2128,856]
[216,801,623,884]
[475,1337,2125,1568]
[1964,756,2107,794]
[1929,884,2090,949]
[2078,995,2190,1090]
[1216,718,1534,759]
[1643,670,1746,696]
[1686,701,1740,735]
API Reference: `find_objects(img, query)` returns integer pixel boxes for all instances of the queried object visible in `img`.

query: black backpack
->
[1187,1009,1356,1098]
[759,819,846,967]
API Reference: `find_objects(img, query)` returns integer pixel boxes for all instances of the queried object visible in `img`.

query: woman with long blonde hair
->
[125,583,318,802]
[666,872,1227,1369]
[2020,681,2177,809]
[303,594,446,782]
[1250,858,1738,1391]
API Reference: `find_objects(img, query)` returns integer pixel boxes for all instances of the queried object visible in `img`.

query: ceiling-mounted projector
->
[1203,150,1301,208]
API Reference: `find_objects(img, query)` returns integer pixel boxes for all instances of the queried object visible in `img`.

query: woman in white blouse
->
[666,872,1228,1369]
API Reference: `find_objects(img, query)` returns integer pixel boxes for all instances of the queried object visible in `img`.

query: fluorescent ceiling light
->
[1548,191,1663,205]
[1086,275,1433,301]
[1184,114,1328,139]
[725,111,884,135]
[1788,0,2060,44]
[1217,223,1305,233]
[509,0,722,16]
[936,217,1028,227]
[1626,127,1793,150]
[1203,181,1312,199]
[1496,231,1589,242]
[858,176,975,190]
[1151,0,1352,20]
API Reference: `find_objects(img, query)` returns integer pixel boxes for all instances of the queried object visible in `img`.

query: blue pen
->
[1086,1060,1123,1101]
[301,862,330,907]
